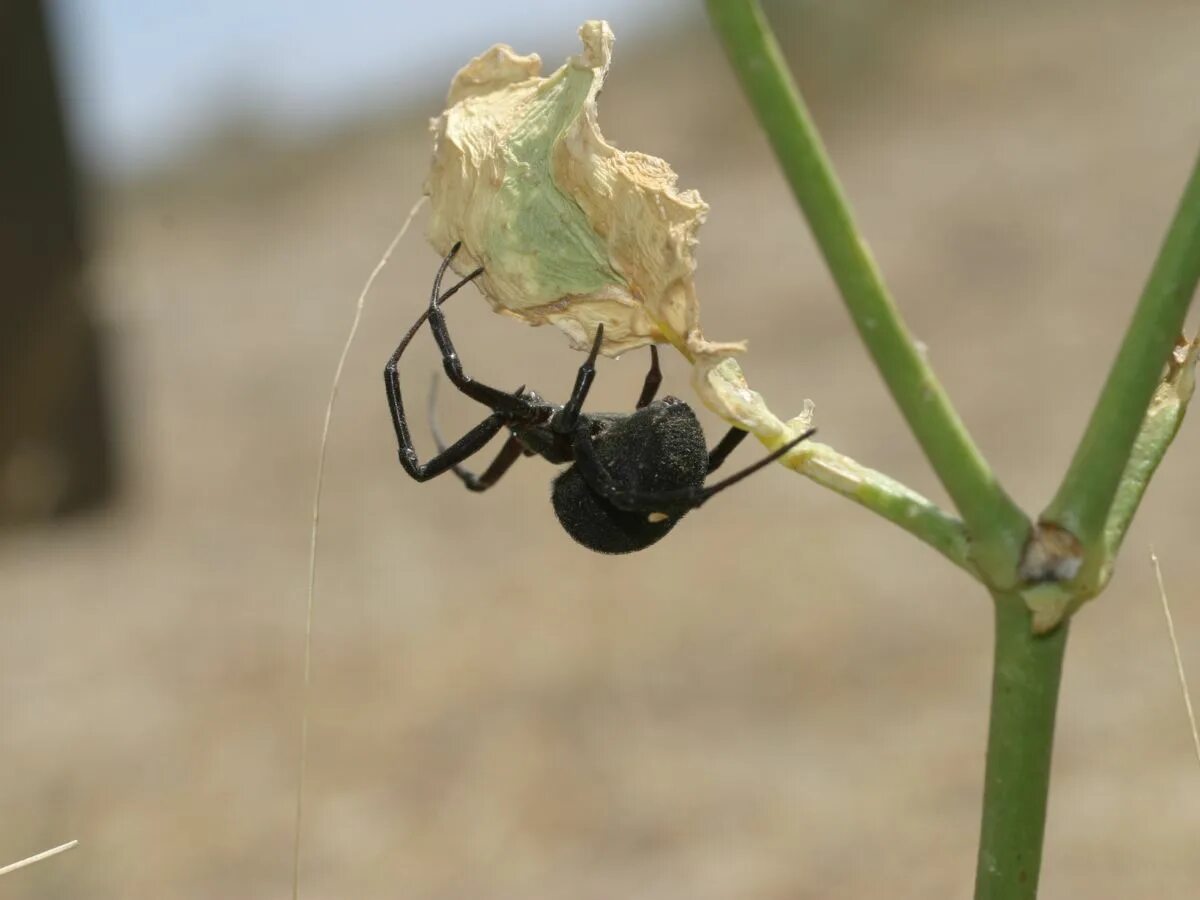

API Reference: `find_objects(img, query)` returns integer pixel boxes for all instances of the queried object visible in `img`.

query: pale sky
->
[49,0,692,174]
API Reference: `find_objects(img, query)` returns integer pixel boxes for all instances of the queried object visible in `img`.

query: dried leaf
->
[426,20,811,434]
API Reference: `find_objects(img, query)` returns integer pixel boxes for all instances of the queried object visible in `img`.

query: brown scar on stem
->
[1019,521,1084,584]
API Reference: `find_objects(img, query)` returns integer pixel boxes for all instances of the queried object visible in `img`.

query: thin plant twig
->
[1150,549,1200,770]
[1098,338,1198,587]
[293,195,427,900]
[1044,152,1200,556]
[786,440,976,577]
[0,840,79,877]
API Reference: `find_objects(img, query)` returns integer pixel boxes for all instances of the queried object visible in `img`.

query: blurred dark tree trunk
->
[0,0,116,526]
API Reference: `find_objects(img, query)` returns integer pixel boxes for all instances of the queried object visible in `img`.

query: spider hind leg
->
[573,420,815,522]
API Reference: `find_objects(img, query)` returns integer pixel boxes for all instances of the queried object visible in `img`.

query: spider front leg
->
[383,244,527,482]
[425,243,531,416]
[385,346,507,481]
[387,399,507,483]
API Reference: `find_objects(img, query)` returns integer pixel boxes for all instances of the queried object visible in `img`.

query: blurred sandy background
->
[3,1,1200,897]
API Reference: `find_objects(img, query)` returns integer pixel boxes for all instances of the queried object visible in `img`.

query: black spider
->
[384,243,814,553]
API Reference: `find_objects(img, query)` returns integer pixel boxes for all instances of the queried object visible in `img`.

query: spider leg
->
[696,428,815,501]
[382,259,488,444]
[391,409,508,483]
[630,343,742,470]
[635,344,662,409]
[428,375,527,492]
[425,243,532,416]
[705,426,750,474]
[551,324,605,435]
[394,267,485,356]
[383,245,525,482]
[436,431,524,491]
[573,426,815,516]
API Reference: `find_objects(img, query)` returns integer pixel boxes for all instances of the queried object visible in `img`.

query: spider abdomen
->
[551,397,708,554]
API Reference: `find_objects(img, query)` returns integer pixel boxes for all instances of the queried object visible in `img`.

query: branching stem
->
[705,3,1200,898]
[705,0,1028,583]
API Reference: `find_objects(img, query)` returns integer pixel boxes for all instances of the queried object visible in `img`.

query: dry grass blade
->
[0,840,79,877]
[1150,548,1200,771]
[293,195,428,900]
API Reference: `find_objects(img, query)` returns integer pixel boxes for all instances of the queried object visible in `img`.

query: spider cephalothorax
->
[384,243,813,553]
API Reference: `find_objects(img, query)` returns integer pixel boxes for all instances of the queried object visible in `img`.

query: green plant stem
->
[789,441,977,577]
[975,597,1069,900]
[1102,399,1187,560]
[1044,152,1200,551]
[1096,339,1198,589]
[705,0,1028,583]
